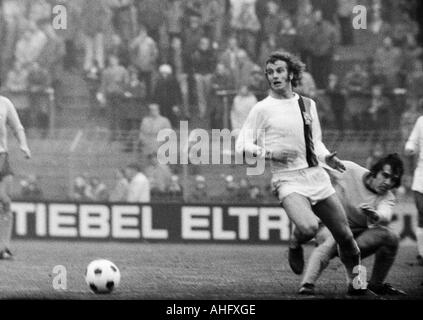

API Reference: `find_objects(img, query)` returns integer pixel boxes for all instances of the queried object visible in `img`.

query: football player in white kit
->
[236,51,368,295]
[405,115,423,266]
[0,96,31,259]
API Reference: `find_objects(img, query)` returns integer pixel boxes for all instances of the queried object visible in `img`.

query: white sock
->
[0,211,13,250]
[417,228,423,257]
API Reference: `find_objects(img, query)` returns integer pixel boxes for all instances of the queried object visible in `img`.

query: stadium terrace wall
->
[11,201,293,244]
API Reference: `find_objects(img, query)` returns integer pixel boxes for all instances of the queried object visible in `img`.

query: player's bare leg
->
[0,175,13,259]
[299,226,337,295]
[312,194,364,293]
[414,191,423,266]
[355,227,405,295]
[281,193,320,274]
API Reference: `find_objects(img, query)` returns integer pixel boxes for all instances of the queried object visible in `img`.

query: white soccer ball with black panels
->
[85,259,121,294]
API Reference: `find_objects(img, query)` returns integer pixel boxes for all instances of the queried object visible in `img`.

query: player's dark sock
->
[288,245,304,275]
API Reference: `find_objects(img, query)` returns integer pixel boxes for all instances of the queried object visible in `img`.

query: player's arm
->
[360,195,395,224]
[404,117,422,156]
[235,105,267,159]
[5,98,31,159]
[235,106,291,164]
[310,100,345,172]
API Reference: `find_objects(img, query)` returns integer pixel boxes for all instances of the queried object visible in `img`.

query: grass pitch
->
[0,240,421,300]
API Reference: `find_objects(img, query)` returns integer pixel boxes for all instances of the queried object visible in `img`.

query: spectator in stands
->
[152,64,184,128]
[144,152,173,199]
[168,175,183,201]
[236,177,251,201]
[169,36,184,79]
[109,0,137,46]
[97,54,129,140]
[209,63,235,129]
[306,9,339,89]
[86,177,109,202]
[14,21,47,67]
[367,84,391,130]
[80,0,110,71]
[109,168,129,202]
[406,59,423,104]
[343,63,370,130]
[220,36,244,82]
[36,18,66,110]
[192,36,217,120]
[231,85,257,134]
[262,1,282,41]
[248,65,268,101]
[20,174,43,201]
[3,61,29,126]
[201,0,225,43]
[278,16,299,56]
[373,36,402,90]
[248,184,264,202]
[138,103,172,156]
[230,0,260,60]
[258,34,281,67]
[400,35,423,88]
[296,0,315,64]
[130,24,159,98]
[84,61,102,120]
[326,73,346,132]
[71,175,89,201]
[365,142,386,170]
[165,0,184,40]
[336,0,356,46]
[125,162,150,203]
[27,62,51,135]
[122,66,147,132]
[182,12,204,74]
[188,175,208,203]
[233,50,255,90]
[295,69,317,99]
[219,174,239,203]
[135,0,166,44]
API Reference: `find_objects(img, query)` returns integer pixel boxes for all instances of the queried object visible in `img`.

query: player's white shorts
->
[412,167,423,193]
[271,166,335,206]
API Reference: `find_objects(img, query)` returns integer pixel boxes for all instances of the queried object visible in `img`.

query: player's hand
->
[20,145,31,159]
[325,152,345,173]
[360,203,380,222]
[270,149,298,165]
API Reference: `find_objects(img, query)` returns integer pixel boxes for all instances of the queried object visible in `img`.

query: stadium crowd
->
[0,0,422,202]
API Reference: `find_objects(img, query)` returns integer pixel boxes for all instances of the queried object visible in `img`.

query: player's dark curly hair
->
[265,51,305,88]
[369,153,404,188]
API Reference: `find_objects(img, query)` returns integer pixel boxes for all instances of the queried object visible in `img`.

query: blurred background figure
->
[230,85,257,135]
[152,64,183,128]
[138,103,172,158]
[168,175,183,202]
[70,175,89,201]
[144,152,172,200]
[86,177,109,202]
[188,175,208,203]
[109,169,129,202]
[20,174,43,201]
[124,162,150,203]
[365,142,386,170]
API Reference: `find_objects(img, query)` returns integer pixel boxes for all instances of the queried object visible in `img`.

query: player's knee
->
[297,223,319,240]
[383,230,399,250]
[0,194,11,213]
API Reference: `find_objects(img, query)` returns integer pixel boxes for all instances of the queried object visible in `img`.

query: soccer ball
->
[85,259,121,294]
